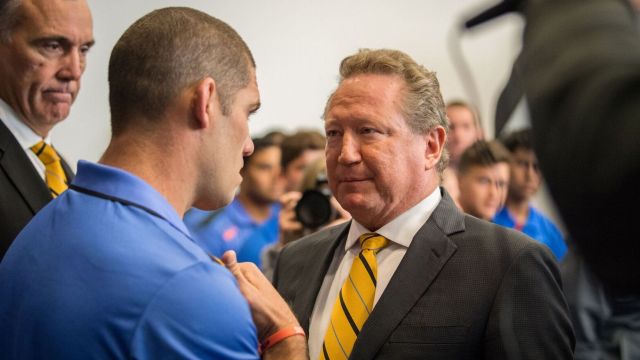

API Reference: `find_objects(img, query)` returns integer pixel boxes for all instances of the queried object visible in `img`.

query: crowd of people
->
[0,0,638,359]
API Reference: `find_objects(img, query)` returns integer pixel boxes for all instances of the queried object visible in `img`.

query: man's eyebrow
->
[32,36,96,48]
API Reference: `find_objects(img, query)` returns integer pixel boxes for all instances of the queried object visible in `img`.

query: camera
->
[295,174,336,229]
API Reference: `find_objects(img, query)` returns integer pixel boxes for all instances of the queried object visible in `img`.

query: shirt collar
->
[0,98,50,149]
[72,160,190,235]
[345,187,442,251]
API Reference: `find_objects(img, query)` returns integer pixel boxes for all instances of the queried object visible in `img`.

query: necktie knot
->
[358,233,389,252]
[30,141,60,165]
[29,140,67,198]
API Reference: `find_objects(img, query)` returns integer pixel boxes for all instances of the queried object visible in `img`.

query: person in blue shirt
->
[494,128,568,261]
[0,7,306,359]
[185,136,284,266]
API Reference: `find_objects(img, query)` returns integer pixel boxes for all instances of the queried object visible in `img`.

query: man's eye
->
[42,41,61,51]
[325,130,339,138]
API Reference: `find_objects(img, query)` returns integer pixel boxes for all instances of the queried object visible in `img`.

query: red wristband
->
[259,325,305,354]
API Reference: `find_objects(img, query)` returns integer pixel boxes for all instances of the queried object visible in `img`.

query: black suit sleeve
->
[484,243,575,359]
[522,0,640,293]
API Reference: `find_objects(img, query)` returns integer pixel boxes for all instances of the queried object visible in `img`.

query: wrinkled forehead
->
[18,0,93,40]
[326,74,405,118]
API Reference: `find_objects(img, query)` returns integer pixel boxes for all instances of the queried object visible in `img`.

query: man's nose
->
[337,133,361,165]
[58,49,84,81]
[243,137,255,157]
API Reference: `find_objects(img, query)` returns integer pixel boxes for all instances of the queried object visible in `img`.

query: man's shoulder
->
[456,214,550,261]
[282,222,347,257]
[528,206,561,230]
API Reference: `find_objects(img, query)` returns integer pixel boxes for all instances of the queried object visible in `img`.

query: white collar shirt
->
[0,99,51,180]
[308,187,442,359]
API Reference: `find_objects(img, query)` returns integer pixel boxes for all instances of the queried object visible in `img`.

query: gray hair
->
[0,0,21,42]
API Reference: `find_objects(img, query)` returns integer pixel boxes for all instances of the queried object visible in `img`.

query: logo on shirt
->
[223,226,238,242]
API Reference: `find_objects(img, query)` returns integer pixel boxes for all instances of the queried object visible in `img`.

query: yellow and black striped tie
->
[30,140,68,198]
[320,233,389,360]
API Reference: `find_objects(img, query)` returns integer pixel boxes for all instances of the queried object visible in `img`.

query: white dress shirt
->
[0,99,51,180]
[308,187,442,359]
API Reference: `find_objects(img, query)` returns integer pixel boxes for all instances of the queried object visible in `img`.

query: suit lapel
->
[292,222,350,333]
[60,155,75,182]
[0,120,51,214]
[350,191,465,360]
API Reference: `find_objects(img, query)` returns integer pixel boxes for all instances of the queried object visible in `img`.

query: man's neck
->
[237,193,273,223]
[100,132,194,218]
[506,197,530,224]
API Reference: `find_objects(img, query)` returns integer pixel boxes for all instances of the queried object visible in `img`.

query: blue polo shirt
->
[184,198,280,268]
[0,161,259,359]
[494,206,568,261]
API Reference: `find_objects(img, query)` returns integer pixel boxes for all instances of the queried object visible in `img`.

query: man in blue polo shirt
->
[0,7,306,359]
[494,128,567,261]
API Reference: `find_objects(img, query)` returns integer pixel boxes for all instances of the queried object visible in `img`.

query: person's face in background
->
[508,148,541,202]
[0,0,94,137]
[240,145,283,204]
[446,105,482,165]
[283,149,323,192]
[325,74,435,230]
[458,163,510,220]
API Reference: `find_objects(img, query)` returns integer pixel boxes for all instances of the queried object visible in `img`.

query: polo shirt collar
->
[72,160,190,235]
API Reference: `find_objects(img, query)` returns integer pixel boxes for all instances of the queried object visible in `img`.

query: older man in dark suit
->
[0,0,94,259]
[274,48,575,359]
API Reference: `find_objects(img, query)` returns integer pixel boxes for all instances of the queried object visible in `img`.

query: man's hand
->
[278,191,303,245]
[221,250,299,340]
[222,251,308,359]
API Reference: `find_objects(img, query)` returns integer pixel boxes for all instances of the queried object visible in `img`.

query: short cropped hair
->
[281,130,325,170]
[108,7,255,135]
[500,128,533,153]
[458,140,512,175]
[0,0,22,42]
[327,48,449,174]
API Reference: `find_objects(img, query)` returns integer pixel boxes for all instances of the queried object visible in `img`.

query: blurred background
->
[56,0,525,167]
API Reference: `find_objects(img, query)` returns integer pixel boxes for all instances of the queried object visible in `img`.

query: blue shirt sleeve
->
[544,220,568,261]
[130,262,259,360]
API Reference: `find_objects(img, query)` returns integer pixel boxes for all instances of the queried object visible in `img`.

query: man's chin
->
[336,194,369,213]
[41,108,71,125]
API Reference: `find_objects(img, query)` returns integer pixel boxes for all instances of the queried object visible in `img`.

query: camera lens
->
[295,189,334,229]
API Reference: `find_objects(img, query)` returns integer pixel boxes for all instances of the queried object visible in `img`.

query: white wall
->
[54,0,525,167]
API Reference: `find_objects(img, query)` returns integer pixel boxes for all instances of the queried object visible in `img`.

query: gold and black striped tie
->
[320,233,389,360]
[30,140,68,198]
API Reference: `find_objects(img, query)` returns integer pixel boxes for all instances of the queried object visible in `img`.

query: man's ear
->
[425,126,447,169]
[192,77,217,129]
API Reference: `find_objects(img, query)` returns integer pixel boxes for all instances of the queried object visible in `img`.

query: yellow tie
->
[320,233,389,360]
[30,140,68,198]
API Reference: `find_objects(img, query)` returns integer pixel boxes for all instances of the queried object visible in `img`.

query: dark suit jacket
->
[0,120,74,259]
[521,0,640,294]
[274,190,575,359]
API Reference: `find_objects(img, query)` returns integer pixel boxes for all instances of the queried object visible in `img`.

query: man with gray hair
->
[0,0,94,259]
[274,48,574,359]
[0,7,306,359]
